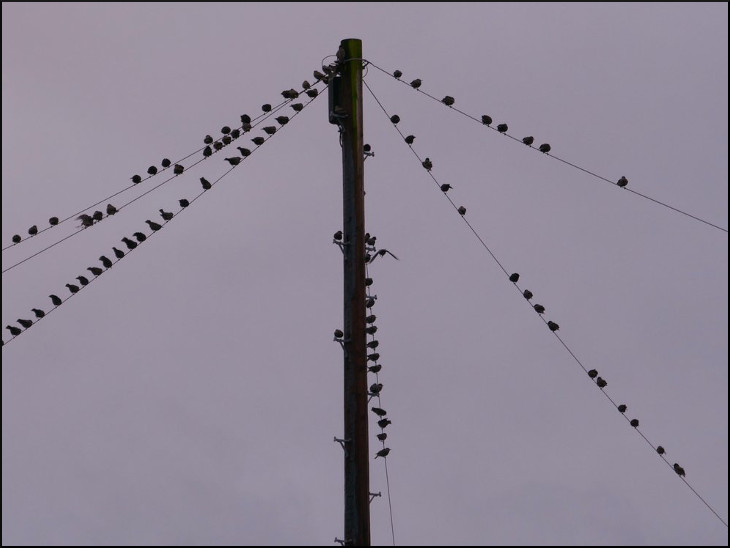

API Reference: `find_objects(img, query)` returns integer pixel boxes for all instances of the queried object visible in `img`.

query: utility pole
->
[330,38,370,546]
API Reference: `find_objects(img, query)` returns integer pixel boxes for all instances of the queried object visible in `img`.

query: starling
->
[405,135,415,145]
[203,146,213,157]
[99,255,113,268]
[49,295,63,308]
[368,353,380,362]
[390,114,400,124]
[133,232,147,242]
[251,137,265,146]
[276,116,290,125]
[422,157,433,171]
[32,308,45,319]
[334,329,344,339]
[336,45,345,62]
[200,177,212,190]
[533,304,545,314]
[440,184,453,192]
[160,209,174,221]
[458,206,466,216]
[286,89,300,99]
[302,80,311,89]
[509,273,520,283]
[12,235,21,243]
[366,315,377,323]
[617,176,628,188]
[618,404,627,413]
[442,96,455,106]
[393,70,402,78]
[49,216,59,225]
[204,134,214,144]
[173,164,184,175]
[76,276,89,286]
[231,129,241,139]
[372,407,387,417]
[630,419,639,428]
[222,135,232,145]
[122,237,137,250]
[366,325,378,335]
[321,64,333,75]
[132,174,142,184]
[17,318,33,329]
[213,141,224,150]
[333,230,343,241]
[262,104,272,112]
[378,418,392,429]
[6,325,22,336]
[225,157,242,165]
[375,447,390,459]
[364,144,371,153]
[657,446,665,455]
[367,340,379,349]
[77,214,94,227]
[66,283,80,294]
[523,289,533,300]
[481,115,493,126]
[596,377,607,388]
[147,165,158,175]
[369,383,383,394]
[28,225,38,235]
[281,89,293,99]
[113,247,125,259]
[365,277,374,286]
[539,143,551,153]
[368,364,382,374]
[410,78,422,89]
[306,89,318,98]
[313,70,326,81]
[547,321,560,332]
[221,126,231,134]
[106,204,118,215]
[179,199,190,208]
[588,369,598,378]
[88,266,103,276]
[673,463,685,477]
[377,433,388,441]
[522,136,534,146]
[262,126,277,135]
[240,114,251,124]
[366,235,376,246]
[365,298,376,308]
[369,249,399,263]
[92,210,103,221]
[161,158,171,168]
[497,123,508,133]
[291,103,304,112]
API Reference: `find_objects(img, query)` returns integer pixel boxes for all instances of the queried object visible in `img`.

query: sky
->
[2,3,728,546]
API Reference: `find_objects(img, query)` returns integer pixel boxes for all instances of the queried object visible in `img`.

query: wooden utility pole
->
[331,38,370,546]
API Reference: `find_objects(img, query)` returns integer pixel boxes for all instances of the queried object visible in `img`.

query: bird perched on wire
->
[262,104,272,112]
[440,184,453,192]
[147,165,158,175]
[133,232,147,242]
[422,157,433,171]
[630,419,639,428]
[368,249,399,263]
[240,114,251,124]
[17,318,33,329]
[92,211,103,222]
[365,298,376,309]
[522,136,534,146]
[410,79,422,89]
[50,294,62,306]
[393,69,402,79]
[173,164,184,175]
[366,315,376,324]
[204,134,214,144]
[302,80,311,90]
[251,136,265,146]
[161,158,171,168]
[458,206,466,216]
[377,432,387,441]
[231,129,240,139]
[146,220,162,231]
[369,383,383,395]
[99,255,113,268]
[588,369,598,379]
[225,157,242,166]
[283,88,299,99]
[77,214,94,228]
[367,340,379,349]
[523,289,533,300]
[313,69,326,81]
[367,353,380,362]
[405,135,415,145]
[442,96,455,106]
[222,135,232,145]
[6,325,22,336]
[390,114,400,124]
[106,204,117,215]
[32,308,45,319]
[66,283,80,294]
[122,237,137,250]
[481,115,493,126]
[28,225,38,235]
[533,304,546,314]
[262,126,277,135]
[213,141,224,150]
[49,216,59,225]
[203,146,213,157]
[617,176,628,188]
[12,234,21,243]
[276,116,290,125]
[76,276,89,286]
[509,273,520,283]
[291,103,304,112]
[596,377,607,388]
[160,209,173,221]
[547,321,560,332]
[88,266,103,276]
[306,89,318,98]
[365,277,374,286]
[131,174,142,184]
[378,418,392,429]
[113,247,125,259]
[539,143,551,153]
[179,199,190,208]
[497,123,508,133]
[366,325,378,335]
[368,364,382,374]
[618,404,627,413]
[372,407,387,417]
[657,446,665,455]
[375,448,391,459]
[200,177,212,190]
[673,463,685,477]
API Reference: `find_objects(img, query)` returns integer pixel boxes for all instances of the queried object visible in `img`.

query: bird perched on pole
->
[375,448,391,459]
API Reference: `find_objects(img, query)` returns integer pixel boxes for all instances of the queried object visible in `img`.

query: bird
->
[12,234,21,243]
[49,216,59,225]
[366,235,376,246]
[378,418,392,429]
[32,308,45,318]
[179,199,190,208]
[302,80,311,90]
[618,404,627,413]
[630,419,639,428]
[366,325,378,335]
[131,174,142,184]
[133,232,147,242]
[276,116,290,125]
[372,407,387,417]
[617,176,628,188]
[200,177,212,190]
[231,129,241,139]
[76,276,89,286]
[146,220,162,232]
[147,165,158,175]
[113,247,125,259]
[523,289,533,300]
[66,283,80,294]
[522,136,534,146]
[481,115,493,126]
[283,88,299,99]
[225,157,242,165]
[368,364,382,374]
[366,315,377,324]
[106,204,117,215]
[365,277,374,286]
[422,158,433,171]
[509,273,520,283]
[160,209,173,221]
[6,325,22,336]
[251,137,265,146]
[262,104,272,112]
[458,206,466,216]
[88,266,103,276]
[596,377,607,388]
[161,158,171,168]
[539,143,551,153]
[17,318,33,329]
[291,103,304,112]
[77,214,94,227]
[262,126,277,135]
[673,463,685,477]
[365,298,376,308]
[99,255,113,268]
[203,146,213,157]
[657,446,665,455]
[367,353,380,362]
[497,123,508,133]
[390,114,400,124]
[588,369,598,378]
[204,134,214,144]
[122,237,137,250]
[547,321,560,331]
[442,96,455,106]
[393,70,402,78]
[440,184,453,192]
[92,210,103,221]
[213,141,224,150]
[369,383,383,394]
[533,304,545,314]
[336,45,345,63]
[221,126,231,134]
[173,164,184,175]
[333,230,343,241]
[28,225,38,235]
[313,69,326,81]
[377,433,387,441]
[375,448,390,459]
[306,89,318,98]
[367,340,379,349]
[368,249,399,263]
[410,78,422,89]
[240,114,251,124]
[50,294,63,306]
[405,135,415,145]
[334,329,344,339]
[222,136,232,145]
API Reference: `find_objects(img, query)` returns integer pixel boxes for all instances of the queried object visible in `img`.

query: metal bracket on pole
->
[334,436,352,456]
[334,538,352,546]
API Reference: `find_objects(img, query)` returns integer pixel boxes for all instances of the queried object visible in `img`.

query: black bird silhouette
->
[369,249,399,263]
[237,147,251,157]
[440,184,453,192]
[225,157,242,166]
[291,103,304,112]
[497,123,508,133]
[131,174,142,184]
[372,407,387,417]
[334,329,344,339]
[213,141,224,150]
[596,377,607,388]
[173,164,184,175]
[276,116,290,125]
[377,432,388,441]
[365,298,376,309]
[365,277,374,286]
[6,325,22,336]
[390,114,400,124]
[161,158,171,168]
[240,114,251,124]
[146,220,162,231]
[533,304,545,314]
[404,135,415,145]
[204,134,214,144]
[539,143,551,153]
[657,446,665,455]
[147,165,158,175]
[302,80,311,89]
[547,321,560,332]
[366,315,377,324]
[122,237,137,250]
[617,176,628,188]
[66,283,80,294]
[221,126,231,134]
[133,232,147,242]
[106,204,117,215]
[378,418,392,429]
[251,137,265,146]
[76,276,89,286]
[49,216,59,225]
[375,448,390,459]
[262,104,272,112]
[99,255,113,268]
[32,308,45,318]
[410,78,422,89]
[179,199,190,208]
[422,157,432,171]
[618,404,627,413]
[458,206,466,216]
[369,383,383,394]
[18,318,33,329]
[481,115,493,125]
[393,70,402,78]
[630,419,639,428]
[77,214,94,227]
[509,273,520,283]
[88,267,103,276]
[522,136,535,146]
[367,340,379,349]
[366,325,378,335]
[160,209,173,221]
[222,135,232,145]
[200,177,212,190]
[588,369,598,378]
[333,230,343,241]
[313,69,326,81]
[367,353,380,362]
[523,289,533,300]
[50,294,63,306]
[92,210,103,221]
[442,96,455,106]
[231,129,240,139]
[263,126,276,135]
[28,225,38,235]
[366,235,376,246]
[203,146,213,157]
[113,247,125,259]
[281,89,298,99]
[368,364,382,374]
[306,89,318,98]
[673,463,685,477]
[12,234,21,243]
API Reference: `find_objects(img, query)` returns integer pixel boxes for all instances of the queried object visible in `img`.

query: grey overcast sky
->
[2,3,728,546]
